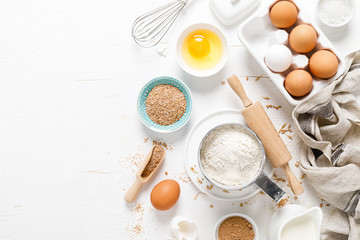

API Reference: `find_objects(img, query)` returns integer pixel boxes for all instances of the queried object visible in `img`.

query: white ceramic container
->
[237,0,346,106]
[209,0,261,25]
[214,213,259,240]
[316,0,355,28]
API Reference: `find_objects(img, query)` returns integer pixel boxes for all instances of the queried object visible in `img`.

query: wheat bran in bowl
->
[137,76,192,133]
[145,84,186,126]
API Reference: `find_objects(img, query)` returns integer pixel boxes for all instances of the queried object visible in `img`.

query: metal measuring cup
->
[198,123,285,202]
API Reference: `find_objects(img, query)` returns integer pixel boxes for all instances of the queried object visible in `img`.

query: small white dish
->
[176,23,229,77]
[214,213,259,240]
[316,0,355,28]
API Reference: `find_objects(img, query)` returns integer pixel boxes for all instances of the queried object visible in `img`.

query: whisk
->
[132,0,189,48]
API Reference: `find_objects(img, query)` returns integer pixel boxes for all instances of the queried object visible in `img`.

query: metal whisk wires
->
[132,0,189,48]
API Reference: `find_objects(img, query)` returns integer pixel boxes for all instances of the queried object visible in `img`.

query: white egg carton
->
[237,0,346,106]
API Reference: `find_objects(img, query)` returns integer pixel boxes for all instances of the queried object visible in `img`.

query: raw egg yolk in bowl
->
[181,29,223,70]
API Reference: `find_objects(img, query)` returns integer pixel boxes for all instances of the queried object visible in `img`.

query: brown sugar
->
[218,216,255,240]
[146,84,187,126]
[141,145,165,178]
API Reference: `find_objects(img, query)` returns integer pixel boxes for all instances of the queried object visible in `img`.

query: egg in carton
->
[237,0,346,106]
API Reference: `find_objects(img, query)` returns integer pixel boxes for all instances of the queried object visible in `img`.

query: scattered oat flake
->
[277,196,290,208]
[246,76,249,81]
[240,203,243,207]
[144,138,149,143]
[177,172,191,183]
[320,203,323,208]
[266,104,282,110]
[274,177,285,182]
[255,74,263,81]
[209,205,214,208]
[222,190,230,193]
[260,191,264,195]
[194,192,207,200]
[190,167,198,174]
[262,97,270,100]
[301,174,306,179]
[326,204,330,207]
[165,171,168,176]
[197,177,203,184]
[221,81,225,85]
[285,134,293,140]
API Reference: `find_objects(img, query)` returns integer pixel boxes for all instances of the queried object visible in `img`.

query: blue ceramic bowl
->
[137,76,192,133]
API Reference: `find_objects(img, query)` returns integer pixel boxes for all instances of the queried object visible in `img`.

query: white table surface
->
[0,0,359,239]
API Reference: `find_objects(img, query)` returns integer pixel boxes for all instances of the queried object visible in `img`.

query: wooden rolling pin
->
[227,74,304,195]
[124,145,166,203]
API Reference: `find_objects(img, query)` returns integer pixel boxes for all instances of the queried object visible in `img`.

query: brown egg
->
[289,24,317,53]
[150,179,180,211]
[309,50,338,79]
[285,70,313,97]
[270,1,298,28]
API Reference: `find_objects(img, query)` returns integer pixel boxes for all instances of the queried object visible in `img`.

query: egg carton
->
[237,0,346,106]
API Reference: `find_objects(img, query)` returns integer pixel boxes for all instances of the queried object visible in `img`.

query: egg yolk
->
[188,35,210,58]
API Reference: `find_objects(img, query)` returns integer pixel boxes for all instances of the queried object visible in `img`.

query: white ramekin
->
[214,213,259,240]
[176,23,229,77]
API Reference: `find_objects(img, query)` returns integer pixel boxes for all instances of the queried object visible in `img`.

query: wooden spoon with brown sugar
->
[124,145,166,203]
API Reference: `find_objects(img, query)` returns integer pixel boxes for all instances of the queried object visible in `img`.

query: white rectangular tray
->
[237,0,346,106]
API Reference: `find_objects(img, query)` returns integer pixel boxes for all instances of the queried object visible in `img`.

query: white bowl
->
[316,0,355,27]
[214,213,259,240]
[176,23,229,77]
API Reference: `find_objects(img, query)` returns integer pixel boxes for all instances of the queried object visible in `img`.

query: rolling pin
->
[227,74,304,195]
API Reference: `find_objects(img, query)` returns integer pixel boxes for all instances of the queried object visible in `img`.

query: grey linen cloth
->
[292,51,360,240]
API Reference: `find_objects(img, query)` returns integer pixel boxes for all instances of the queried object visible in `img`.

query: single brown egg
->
[285,70,313,97]
[270,1,298,28]
[289,24,317,53]
[150,179,180,211]
[309,50,338,79]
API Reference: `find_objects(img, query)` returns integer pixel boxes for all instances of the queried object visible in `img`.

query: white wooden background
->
[0,0,359,239]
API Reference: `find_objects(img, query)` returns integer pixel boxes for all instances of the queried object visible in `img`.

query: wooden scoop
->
[124,145,166,203]
[227,74,304,195]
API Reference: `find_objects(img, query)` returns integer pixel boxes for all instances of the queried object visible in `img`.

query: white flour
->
[200,124,264,186]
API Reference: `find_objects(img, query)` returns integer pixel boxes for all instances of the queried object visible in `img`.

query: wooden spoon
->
[124,145,166,203]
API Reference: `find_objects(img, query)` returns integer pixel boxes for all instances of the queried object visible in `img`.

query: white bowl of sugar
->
[316,0,355,27]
